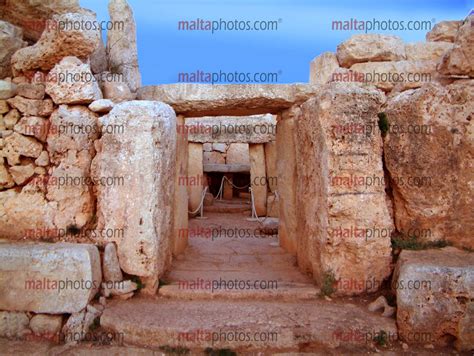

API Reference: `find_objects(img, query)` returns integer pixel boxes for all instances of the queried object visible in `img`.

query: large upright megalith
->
[92,101,176,294]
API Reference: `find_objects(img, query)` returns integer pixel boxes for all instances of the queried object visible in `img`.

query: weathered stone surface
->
[91,101,176,294]
[368,296,395,318]
[172,115,188,256]
[3,132,43,165]
[14,116,49,142]
[277,110,298,254]
[393,247,474,351]
[17,83,45,100]
[0,80,18,100]
[212,143,227,153]
[0,100,9,114]
[187,143,204,213]
[7,96,53,117]
[249,144,267,216]
[0,21,27,78]
[45,57,102,105]
[226,143,250,165]
[349,60,436,92]
[203,151,225,165]
[0,243,101,313]
[107,0,141,93]
[295,83,392,294]
[100,298,398,350]
[88,99,114,113]
[0,160,15,189]
[34,151,49,166]
[138,84,320,116]
[405,42,454,62]
[203,164,250,173]
[384,81,474,250]
[46,150,95,234]
[309,52,340,85]
[100,79,135,103]
[11,13,101,74]
[203,143,212,152]
[438,16,474,77]
[103,280,137,297]
[264,141,277,192]
[426,20,462,43]
[103,242,123,283]
[0,0,81,41]
[47,105,99,163]
[90,32,108,74]
[29,315,62,336]
[336,34,406,68]
[0,311,30,339]
[9,163,35,185]
[3,109,20,129]
[266,193,279,218]
[185,115,276,143]
[0,184,57,240]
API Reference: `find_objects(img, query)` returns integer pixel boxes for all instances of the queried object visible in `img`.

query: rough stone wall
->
[295,83,393,295]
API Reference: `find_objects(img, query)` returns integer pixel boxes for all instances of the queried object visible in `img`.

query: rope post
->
[195,186,209,220]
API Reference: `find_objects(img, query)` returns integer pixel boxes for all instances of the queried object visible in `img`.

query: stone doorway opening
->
[161,112,318,299]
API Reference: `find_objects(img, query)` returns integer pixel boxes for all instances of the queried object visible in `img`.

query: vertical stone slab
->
[173,115,188,256]
[107,0,141,93]
[187,143,203,213]
[264,141,277,193]
[249,144,267,216]
[295,83,392,295]
[384,81,474,250]
[277,111,298,254]
[91,101,176,294]
[223,173,233,200]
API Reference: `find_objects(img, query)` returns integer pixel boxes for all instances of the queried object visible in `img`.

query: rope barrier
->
[188,186,209,217]
[215,175,250,200]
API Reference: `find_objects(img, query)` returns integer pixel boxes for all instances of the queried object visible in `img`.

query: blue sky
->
[81,0,471,85]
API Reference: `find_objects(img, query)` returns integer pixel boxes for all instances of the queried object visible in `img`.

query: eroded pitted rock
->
[45,57,102,105]
[0,21,27,78]
[107,0,141,93]
[336,34,406,68]
[405,42,454,62]
[46,150,95,232]
[11,12,101,74]
[426,20,462,43]
[3,132,43,165]
[295,82,393,295]
[384,80,474,250]
[92,101,177,294]
[309,52,340,85]
[438,16,474,77]
[0,0,82,41]
[47,105,99,163]
[393,247,474,351]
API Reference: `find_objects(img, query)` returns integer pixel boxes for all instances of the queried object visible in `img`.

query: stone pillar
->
[173,115,188,256]
[276,112,298,254]
[295,83,392,295]
[223,173,233,200]
[91,101,176,295]
[187,143,203,214]
[264,141,277,193]
[249,144,267,216]
[107,0,141,93]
